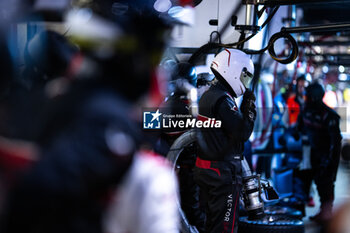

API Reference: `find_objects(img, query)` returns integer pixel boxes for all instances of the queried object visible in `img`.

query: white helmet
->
[211,48,254,97]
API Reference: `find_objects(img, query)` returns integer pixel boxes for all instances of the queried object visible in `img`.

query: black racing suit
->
[1,82,138,233]
[158,93,206,231]
[194,82,256,233]
[296,101,342,211]
[160,93,190,147]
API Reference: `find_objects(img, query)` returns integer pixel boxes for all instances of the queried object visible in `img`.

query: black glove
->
[240,89,256,121]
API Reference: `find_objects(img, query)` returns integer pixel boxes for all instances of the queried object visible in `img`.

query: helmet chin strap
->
[238,85,245,97]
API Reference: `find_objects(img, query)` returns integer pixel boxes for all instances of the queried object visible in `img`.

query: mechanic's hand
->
[240,90,256,121]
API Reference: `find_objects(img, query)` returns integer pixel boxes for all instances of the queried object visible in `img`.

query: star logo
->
[151,109,162,122]
[143,109,162,129]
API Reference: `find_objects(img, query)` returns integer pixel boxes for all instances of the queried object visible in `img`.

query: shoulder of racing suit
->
[199,85,235,118]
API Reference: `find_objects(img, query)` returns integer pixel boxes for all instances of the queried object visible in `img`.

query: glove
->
[240,90,256,121]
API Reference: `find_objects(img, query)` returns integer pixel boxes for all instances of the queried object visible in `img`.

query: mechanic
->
[295,75,307,110]
[0,30,80,142]
[287,75,307,126]
[160,61,198,147]
[296,81,342,223]
[289,75,317,211]
[158,61,207,230]
[194,48,256,233]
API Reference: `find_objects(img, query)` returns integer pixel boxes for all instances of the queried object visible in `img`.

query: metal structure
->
[242,0,350,5]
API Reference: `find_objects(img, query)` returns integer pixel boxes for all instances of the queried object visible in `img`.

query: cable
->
[188,6,280,64]
[257,5,267,18]
[209,31,222,44]
[225,6,280,47]
[188,6,299,65]
[188,42,221,64]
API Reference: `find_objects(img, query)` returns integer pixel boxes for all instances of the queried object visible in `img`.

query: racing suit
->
[160,93,190,147]
[1,83,138,233]
[194,82,256,233]
[159,93,206,231]
[297,101,342,216]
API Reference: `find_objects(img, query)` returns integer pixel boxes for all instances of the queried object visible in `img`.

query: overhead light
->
[314,46,322,54]
[309,66,314,73]
[286,60,296,71]
[296,61,306,73]
[168,5,195,25]
[339,73,348,81]
[314,55,323,62]
[261,72,274,84]
[306,73,312,82]
[309,35,314,43]
[154,0,172,13]
[323,88,337,108]
[322,65,329,73]
[339,65,345,73]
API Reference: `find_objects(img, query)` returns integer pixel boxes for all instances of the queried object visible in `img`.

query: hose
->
[243,31,298,64]
[266,31,299,64]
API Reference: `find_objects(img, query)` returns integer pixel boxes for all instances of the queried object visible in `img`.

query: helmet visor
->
[240,67,254,89]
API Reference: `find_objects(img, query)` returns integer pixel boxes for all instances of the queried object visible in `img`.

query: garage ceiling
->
[300,2,350,24]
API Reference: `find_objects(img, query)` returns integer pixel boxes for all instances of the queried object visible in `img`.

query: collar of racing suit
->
[212,78,236,99]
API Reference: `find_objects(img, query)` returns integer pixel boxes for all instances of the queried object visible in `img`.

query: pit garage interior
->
[0,1,350,233]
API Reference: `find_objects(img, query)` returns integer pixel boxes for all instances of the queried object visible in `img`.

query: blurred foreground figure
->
[296,82,342,223]
[194,49,256,233]
[104,151,179,233]
[2,1,195,233]
[0,29,79,142]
